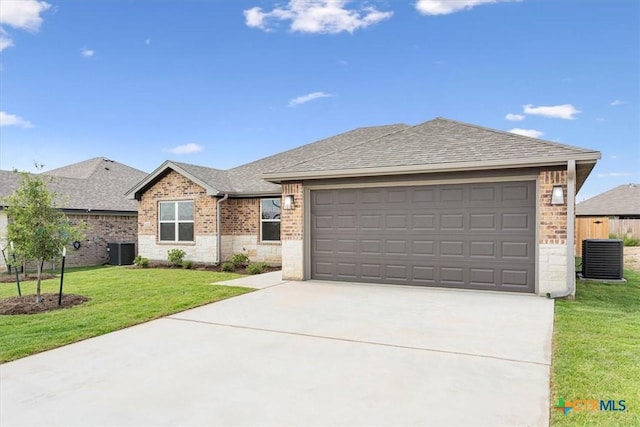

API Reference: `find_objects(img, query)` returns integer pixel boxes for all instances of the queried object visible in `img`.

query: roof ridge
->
[260,123,409,174]
[229,123,409,173]
[433,117,600,154]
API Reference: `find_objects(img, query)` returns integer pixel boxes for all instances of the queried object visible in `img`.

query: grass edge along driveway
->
[551,269,640,427]
[0,266,251,363]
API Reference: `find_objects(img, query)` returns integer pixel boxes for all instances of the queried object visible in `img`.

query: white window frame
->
[260,198,281,242]
[159,201,194,242]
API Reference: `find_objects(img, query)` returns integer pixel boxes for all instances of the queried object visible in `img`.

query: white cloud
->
[165,143,204,155]
[597,172,633,178]
[610,155,617,160]
[0,111,33,128]
[289,91,333,107]
[523,103,581,120]
[415,0,516,15]
[0,28,14,51]
[81,48,95,58]
[0,0,50,51]
[505,113,525,121]
[508,128,544,138]
[610,99,625,106]
[244,0,393,34]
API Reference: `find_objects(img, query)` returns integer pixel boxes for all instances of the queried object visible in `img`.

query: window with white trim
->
[159,201,194,242]
[260,198,281,242]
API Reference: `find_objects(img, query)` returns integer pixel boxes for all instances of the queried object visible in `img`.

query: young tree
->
[3,171,84,303]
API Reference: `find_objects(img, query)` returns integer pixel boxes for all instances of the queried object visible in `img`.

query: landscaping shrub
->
[167,249,186,267]
[609,234,640,246]
[246,262,268,275]
[182,260,193,269]
[221,261,235,272]
[133,255,149,268]
[231,253,250,268]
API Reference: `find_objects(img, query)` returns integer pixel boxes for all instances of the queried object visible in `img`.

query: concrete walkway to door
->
[0,279,554,427]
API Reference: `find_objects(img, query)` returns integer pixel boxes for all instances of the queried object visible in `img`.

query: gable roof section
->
[261,118,601,190]
[577,184,640,216]
[1,158,147,212]
[127,124,409,198]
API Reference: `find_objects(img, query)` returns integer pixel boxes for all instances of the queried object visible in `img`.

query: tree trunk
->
[36,258,43,303]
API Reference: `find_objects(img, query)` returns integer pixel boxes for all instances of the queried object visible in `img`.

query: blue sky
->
[0,0,638,201]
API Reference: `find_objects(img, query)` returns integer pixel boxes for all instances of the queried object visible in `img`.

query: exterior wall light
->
[551,185,565,205]
[283,195,295,210]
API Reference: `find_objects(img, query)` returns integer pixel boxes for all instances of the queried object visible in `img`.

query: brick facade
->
[138,170,217,238]
[538,169,568,244]
[67,213,138,267]
[281,182,304,240]
[220,198,259,235]
[0,212,138,271]
[137,170,282,264]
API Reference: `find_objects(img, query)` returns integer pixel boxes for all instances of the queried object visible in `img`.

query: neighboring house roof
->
[127,124,408,199]
[0,157,147,213]
[576,183,640,216]
[261,118,601,190]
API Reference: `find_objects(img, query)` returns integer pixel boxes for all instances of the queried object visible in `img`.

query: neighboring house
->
[1,157,147,269]
[129,117,601,296]
[576,183,640,240]
[577,184,640,219]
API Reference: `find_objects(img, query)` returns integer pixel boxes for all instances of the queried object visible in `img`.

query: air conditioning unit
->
[581,239,624,280]
[107,242,136,266]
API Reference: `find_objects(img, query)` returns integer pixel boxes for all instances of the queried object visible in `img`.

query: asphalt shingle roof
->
[128,117,600,198]
[577,184,640,216]
[267,118,600,173]
[128,124,408,198]
[1,157,147,212]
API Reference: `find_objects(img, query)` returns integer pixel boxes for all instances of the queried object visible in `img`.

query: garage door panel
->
[502,241,531,259]
[470,213,496,230]
[502,184,532,202]
[469,268,497,286]
[311,182,535,292]
[336,263,358,279]
[441,241,465,256]
[470,241,496,258]
[441,214,465,230]
[386,214,409,229]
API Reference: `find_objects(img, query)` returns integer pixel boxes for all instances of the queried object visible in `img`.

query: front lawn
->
[551,269,640,426]
[0,266,250,362]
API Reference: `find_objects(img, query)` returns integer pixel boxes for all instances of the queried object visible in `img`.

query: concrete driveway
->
[0,279,554,427]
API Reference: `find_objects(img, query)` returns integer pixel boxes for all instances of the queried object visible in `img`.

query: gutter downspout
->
[216,194,228,265]
[549,159,576,299]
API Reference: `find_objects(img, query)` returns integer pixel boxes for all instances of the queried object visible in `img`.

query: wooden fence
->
[576,217,640,254]
[610,218,640,239]
[576,217,609,255]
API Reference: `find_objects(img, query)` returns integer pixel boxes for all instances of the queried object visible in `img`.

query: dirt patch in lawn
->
[625,246,640,272]
[0,273,56,283]
[0,293,89,315]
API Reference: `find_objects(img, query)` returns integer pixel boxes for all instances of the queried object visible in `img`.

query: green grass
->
[551,269,640,426]
[0,266,251,362]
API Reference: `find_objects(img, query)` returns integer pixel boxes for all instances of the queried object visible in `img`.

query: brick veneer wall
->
[539,169,568,244]
[220,198,259,235]
[67,213,138,267]
[281,182,304,279]
[138,170,217,238]
[281,182,304,240]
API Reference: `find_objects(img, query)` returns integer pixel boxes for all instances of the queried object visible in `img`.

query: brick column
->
[281,182,304,280]
[538,169,570,295]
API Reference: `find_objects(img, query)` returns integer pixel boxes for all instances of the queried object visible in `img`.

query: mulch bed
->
[0,293,89,315]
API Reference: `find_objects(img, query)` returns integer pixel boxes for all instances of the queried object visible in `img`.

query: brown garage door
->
[310,182,536,292]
